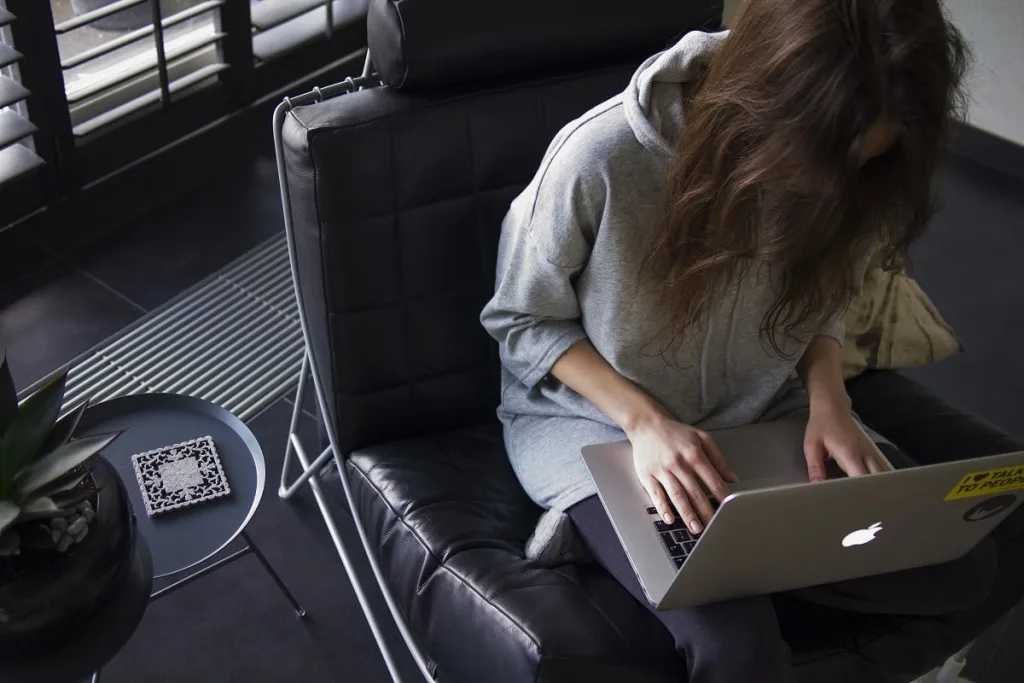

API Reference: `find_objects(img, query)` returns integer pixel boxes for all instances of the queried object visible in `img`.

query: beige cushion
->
[843,250,962,379]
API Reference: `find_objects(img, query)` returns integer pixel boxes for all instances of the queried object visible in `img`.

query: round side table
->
[75,394,305,609]
[0,535,153,683]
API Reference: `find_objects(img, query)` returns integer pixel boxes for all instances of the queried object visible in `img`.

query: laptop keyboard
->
[646,507,699,568]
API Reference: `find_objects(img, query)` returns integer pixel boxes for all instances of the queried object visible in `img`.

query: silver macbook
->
[580,419,1024,609]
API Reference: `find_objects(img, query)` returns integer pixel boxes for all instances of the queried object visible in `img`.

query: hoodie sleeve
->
[818,310,847,346]
[480,132,605,389]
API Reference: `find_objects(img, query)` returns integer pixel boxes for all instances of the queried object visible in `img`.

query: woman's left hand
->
[804,402,887,481]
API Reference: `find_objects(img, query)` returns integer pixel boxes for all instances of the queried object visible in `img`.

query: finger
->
[804,438,828,482]
[866,450,886,474]
[697,432,738,482]
[672,466,716,525]
[836,448,868,477]
[658,473,703,534]
[692,460,732,504]
[658,472,690,519]
[644,478,675,524]
[658,472,692,523]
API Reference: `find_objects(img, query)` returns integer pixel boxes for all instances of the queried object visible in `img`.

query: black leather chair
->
[275,2,1022,681]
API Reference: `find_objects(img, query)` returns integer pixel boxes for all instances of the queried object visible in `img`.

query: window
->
[0,1,43,187]
[0,0,368,231]
[46,0,369,137]
[51,0,227,137]
[251,0,367,63]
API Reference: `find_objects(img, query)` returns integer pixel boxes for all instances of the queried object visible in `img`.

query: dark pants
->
[567,380,1024,683]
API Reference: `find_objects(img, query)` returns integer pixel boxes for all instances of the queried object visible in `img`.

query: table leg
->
[241,530,308,618]
[89,671,101,683]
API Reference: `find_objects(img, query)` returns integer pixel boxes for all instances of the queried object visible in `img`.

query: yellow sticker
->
[945,465,1024,501]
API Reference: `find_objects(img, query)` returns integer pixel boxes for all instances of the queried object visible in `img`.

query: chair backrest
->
[283,68,630,453]
[281,1,723,454]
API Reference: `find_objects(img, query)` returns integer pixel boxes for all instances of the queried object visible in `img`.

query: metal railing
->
[59,236,302,423]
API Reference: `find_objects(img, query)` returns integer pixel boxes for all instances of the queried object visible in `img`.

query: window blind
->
[251,0,367,63]
[52,0,228,137]
[0,2,43,186]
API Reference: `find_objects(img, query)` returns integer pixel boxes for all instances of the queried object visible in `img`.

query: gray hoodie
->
[480,31,850,513]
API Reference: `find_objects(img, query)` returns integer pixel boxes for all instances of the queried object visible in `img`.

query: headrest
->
[367,0,724,90]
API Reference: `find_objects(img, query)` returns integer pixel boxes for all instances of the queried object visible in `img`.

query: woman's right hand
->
[626,415,738,534]
[545,340,737,533]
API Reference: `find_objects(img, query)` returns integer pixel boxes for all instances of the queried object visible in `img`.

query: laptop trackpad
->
[727,460,848,494]
[728,475,802,494]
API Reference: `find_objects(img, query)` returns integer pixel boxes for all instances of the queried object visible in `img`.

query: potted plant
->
[0,355,136,648]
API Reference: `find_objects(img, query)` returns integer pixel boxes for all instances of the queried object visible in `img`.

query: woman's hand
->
[797,335,885,481]
[626,415,738,534]
[804,403,887,481]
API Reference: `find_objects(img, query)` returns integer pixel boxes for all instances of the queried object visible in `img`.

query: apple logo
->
[842,522,883,548]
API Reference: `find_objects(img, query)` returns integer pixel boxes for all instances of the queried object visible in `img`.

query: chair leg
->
[285,422,412,683]
[272,349,417,681]
[279,352,334,500]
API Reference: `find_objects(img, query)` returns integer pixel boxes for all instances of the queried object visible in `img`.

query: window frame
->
[0,0,367,231]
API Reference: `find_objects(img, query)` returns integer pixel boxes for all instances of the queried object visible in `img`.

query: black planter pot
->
[0,457,137,651]
[70,0,196,32]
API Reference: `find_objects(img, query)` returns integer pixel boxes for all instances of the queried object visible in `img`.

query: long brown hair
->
[646,0,968,355]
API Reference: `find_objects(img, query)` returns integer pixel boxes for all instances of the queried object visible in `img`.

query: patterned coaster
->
[131,436,231,517]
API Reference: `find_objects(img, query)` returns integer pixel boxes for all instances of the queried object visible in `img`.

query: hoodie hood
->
[625,30,729,156]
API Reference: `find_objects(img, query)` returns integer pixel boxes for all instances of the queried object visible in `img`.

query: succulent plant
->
[0,354,120,556]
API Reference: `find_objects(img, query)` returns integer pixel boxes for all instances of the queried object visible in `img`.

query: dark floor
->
[0,154,283,390]
[1,148,1023,682]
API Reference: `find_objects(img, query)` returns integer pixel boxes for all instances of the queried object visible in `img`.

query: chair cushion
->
[345,423,681,682]
[338,417,951,682]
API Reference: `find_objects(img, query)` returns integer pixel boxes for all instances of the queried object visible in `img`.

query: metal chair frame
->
[273,51,435,683]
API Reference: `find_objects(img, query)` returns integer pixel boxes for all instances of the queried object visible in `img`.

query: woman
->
[480,1,1002,681]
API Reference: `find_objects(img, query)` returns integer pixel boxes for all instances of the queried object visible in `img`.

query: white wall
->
[943,0,1024,146]
[722,0,1024,147]
[723,0,741,26]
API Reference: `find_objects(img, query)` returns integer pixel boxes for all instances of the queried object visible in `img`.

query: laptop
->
[580,419,1024,609]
